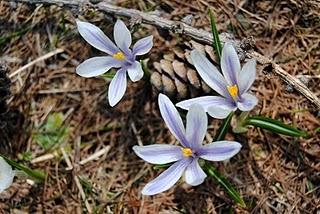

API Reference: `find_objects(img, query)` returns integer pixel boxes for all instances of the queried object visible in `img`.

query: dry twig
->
[9,48,64,78]
[9,0,320,109]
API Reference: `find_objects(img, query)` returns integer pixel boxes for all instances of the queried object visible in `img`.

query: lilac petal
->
[238,59,256,94]
[221,43,240,86]
[113,20,132,53]
[190,50,229,97]
[186,104,207,149]
[127,61,144,82]
[141,159,191,195]
[237,93,258,111]
[158,94,188,147]
[207,104,236,119]
[76,20,119,55]
[184,158,207,186]
[198,141,242,161]
[132,35,153,56]
[133,145,184,164]
[0,157,15,193]
[177,96,234,112]
[76,56,123,77]
[108,69,127,107]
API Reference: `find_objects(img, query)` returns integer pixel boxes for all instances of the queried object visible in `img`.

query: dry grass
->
[0,0,319,213]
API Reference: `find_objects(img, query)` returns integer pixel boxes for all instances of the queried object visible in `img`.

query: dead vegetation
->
[0,0,319,213]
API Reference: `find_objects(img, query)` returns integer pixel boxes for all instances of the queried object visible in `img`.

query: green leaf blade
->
[209,8,222,61]
[0,155,45,182]
[214,111,234,141]
[244,116,308,138]
[204,162,246,207]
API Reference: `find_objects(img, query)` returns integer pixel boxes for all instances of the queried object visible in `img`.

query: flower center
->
[181,148,193,157]
[227,84,238,98]
[113,51,125,60]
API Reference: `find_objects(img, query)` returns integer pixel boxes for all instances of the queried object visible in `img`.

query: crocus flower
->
[133,94,242,195]
[0,157,15,193]
[76,20,153,106]
[176,43,258,119]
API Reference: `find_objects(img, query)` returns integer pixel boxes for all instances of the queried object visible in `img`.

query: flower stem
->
[214,111,234,141]
[203,162,246,208]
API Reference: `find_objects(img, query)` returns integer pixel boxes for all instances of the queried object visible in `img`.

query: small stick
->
[79,146,111,165]
[131,122,143,146]
[31,152,58,164]
[9,48,64,78]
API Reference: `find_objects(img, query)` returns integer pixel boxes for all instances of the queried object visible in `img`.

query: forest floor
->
[0,0,319,213]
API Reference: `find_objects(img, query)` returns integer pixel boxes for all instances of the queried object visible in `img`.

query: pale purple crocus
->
[76,20,153,106]
[0,157,15,193]
[133,94,242,195]
[176,43,258,119]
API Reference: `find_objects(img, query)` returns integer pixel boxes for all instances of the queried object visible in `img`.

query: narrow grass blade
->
[244,116,309,138]
[0,155,45,182]
[209,8,222,61]
[204,162,246,207]
[214,111,234,141]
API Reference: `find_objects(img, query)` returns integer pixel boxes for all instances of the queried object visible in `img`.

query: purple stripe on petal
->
[114,20,132,53]
[76,20,119,55]
[158,94,188,147]
[133,145,184,164]
[184,158,207,186]
[141,158,191,195]
[221,43,240,86]
[108,68,127,107]
[76,56,124,77]
[198,141,242,161]
[238,59,256,94]
[132,35,153,56]
[237,93,258,112]
[186,105,207,150]
[190,50,230,97]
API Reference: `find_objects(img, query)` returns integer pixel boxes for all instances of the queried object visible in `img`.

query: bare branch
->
[9,0,320,109]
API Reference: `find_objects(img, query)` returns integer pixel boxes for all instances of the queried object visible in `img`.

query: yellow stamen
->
[227,85,238,98]
[112,51,125,60]
[181,148,193,157]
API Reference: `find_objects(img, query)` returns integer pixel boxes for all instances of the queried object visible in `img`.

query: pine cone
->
[150,40,219,101]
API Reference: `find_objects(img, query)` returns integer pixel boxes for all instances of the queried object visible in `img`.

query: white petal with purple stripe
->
[108,69,127,107]
[158,94,188,147]
[141,159,191,195]
[190,50,229,98]
[0,157,15,193]
[76,20,119,55]
[238,59,256,94]
[114,20,132,54]
[237,93,258,112]
[184,158,207,186]
[127,61,144,82]
[132,36,154,56]
[220,43,240,86]
[76,56,123,77]
[186,104,207,149]
[198,141,242,161]
[133,145,184,164]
